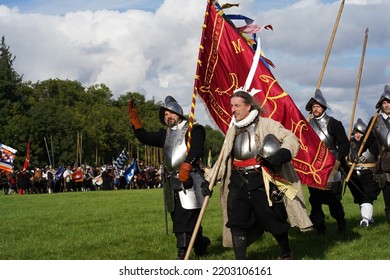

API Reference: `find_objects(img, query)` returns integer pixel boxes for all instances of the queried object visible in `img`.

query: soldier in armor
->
[202,90,308,260]
[128,96,210,259]
[305,89,350,234]
[346,118,380,227]
[371,84,390,224]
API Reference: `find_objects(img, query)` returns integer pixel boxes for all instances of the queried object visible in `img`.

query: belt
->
[233,164,262,172]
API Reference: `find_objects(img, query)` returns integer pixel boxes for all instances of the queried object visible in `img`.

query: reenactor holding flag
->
[128,96,210,260]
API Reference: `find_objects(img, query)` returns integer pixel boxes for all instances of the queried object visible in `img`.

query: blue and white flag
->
[0,143,17,172]
[123,160,140,184]
[114,149,128,170]
[54,164,65,182]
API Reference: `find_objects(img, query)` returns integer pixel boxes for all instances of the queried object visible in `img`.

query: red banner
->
[23,142,30,171]
[194,3,335,189]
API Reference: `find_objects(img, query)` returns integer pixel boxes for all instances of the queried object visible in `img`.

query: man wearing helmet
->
[128,96,210,259]
[347,118,380,227]
[305,89,350,234]
[371,84,390,224]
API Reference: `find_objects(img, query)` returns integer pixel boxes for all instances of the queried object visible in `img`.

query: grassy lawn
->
[1,186,389,260]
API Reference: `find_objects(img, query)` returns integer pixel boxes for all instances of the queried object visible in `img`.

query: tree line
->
[0,36,224,169]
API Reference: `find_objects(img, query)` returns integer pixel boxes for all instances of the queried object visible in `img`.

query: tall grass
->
[0,186,389,260]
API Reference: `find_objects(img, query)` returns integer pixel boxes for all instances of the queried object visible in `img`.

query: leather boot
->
[194,236,211,257]
[177,248,186,260]
[232,234,247,260]
[385,208,390,224]
[176,233,191,260]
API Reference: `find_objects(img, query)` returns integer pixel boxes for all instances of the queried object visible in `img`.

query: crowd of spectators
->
[0,163,162,195]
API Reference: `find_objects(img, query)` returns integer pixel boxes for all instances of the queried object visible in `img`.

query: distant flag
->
[54,164,65,182]
[0,144,17,173]
[123,160,140,185]
[193,2,335,189]
[23,142,30,171]
[114,148,128,170]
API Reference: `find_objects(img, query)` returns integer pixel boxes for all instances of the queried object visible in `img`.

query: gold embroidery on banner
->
[231,39,245,54]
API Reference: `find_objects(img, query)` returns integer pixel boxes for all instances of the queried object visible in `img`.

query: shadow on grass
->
[200,215,390,260]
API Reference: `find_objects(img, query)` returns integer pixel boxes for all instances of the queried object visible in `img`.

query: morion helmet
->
[305,89,329,112]
[258,134,281,159]
[159,96,185,125]
[352,118,367,135]
[375,84,390,109]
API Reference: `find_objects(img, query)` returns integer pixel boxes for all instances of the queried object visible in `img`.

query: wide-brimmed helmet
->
[159,96,185,125]
[375,84,390,109]
[305,89,329,112]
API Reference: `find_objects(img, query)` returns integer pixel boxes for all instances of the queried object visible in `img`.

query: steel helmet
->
[305,89,329,112]
[375,84,390,109]
[352,118,367,135]
[159,96,185,125]
[258,134,281,159]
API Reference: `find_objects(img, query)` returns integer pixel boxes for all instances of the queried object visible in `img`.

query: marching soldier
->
[128,96,210,259]
[305,89,350,234]
[347,118,379,227]
[371,84,390,224]
[203,90,312,260]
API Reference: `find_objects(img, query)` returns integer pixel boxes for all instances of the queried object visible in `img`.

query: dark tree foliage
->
[0,36,224,170]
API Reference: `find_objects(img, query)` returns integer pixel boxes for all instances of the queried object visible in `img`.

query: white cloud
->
[0,0,389,130]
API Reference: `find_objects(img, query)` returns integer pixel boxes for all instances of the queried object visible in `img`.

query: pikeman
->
[346,118,379,227]
[305,89,350,234]
[371,84,390,224]
[128,95,210,260]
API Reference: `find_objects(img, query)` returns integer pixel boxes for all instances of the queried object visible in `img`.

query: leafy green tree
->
[0,36,24,142]
[0,37,225,170]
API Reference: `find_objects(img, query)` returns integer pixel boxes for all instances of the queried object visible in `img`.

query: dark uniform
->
[371,84,390,224]
[306,89,350,234]
[129,96,210,259]
[347,118,380,227]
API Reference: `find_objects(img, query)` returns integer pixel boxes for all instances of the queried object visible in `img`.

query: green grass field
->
[1,186,389,260]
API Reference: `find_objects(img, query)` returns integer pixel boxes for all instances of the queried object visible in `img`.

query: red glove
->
[178,162,192,182]
[128,98,142,129]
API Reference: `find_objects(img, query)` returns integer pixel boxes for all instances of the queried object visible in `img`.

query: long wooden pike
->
[345,110,379,183]
[307,0,345,121]
[348,28,369,139]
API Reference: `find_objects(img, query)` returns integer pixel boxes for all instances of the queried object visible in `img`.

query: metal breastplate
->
[374,116,390,150]
[233,122,259,160]
[349,140,376,163]
[164,124,188,172]
[310,113,336,154]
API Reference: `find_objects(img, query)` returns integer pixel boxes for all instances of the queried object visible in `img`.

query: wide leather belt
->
[233,164,262,172]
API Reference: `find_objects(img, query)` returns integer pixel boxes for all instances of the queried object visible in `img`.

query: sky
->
[0,0,389,133]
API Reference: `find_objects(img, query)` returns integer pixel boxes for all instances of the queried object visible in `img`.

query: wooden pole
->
[51,135,55,167]
[307,0,345,121]
[184,142,225,260]
[348,28,369,139]
[345,110,379,183]
[44,137,52,167]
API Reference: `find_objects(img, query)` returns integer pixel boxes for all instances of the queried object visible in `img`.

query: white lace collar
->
[233,110,258,128]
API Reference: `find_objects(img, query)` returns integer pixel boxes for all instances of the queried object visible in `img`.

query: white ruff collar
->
[233,110,258,128]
